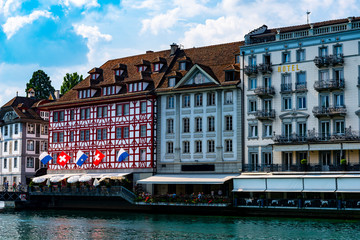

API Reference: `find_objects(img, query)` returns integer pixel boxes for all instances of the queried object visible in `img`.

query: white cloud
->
[0,0,23,17]
[61,0,99,8]
[2,10,54,39]
[73,24,113,65]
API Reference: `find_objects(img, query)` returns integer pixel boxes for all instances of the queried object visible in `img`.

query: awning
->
[137,174,236,184]
[337,177,360,192]
[266,178,303,192]
[273,145,309,152]
[342,143,360,150]
[233,178,266,192]
[303,177,336,192]
[309,144,341,151]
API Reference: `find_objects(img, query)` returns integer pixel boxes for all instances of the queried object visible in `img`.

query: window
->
[195,141,202,153]
[296,49,305,62]
[263,76,271,88]
[235,54,240,63]
[53,112,59,122]
[167,119,174,134]
[124,104,130,115]
[167,142,174,154]
[334,93,344,107]
[80,130,85,141]
[27,140,34,151]
[335,120,345,135]
[97,129,107,140]
[4,142,7,152]
[320,95,330,108]
[13,157,17,168]
[97,106,107,118]
[168,77,176,87]
[249,124,258,138]
[297,122,307,137]
[297,96,307,109]
[208,117,215,132]
[167,96,174,109]
[195,93,203,107]
[68,131,74,142]
[179,62,186,70]
[27,124,34,134]
[137,65,146,72]
[282,51,290,63]
[183,141,190,153]
[249,100,257,113]
[225,139,233,152]
[319,46,328,57]
[207,140,215,153]
[296,72,306,90]
[70,110,75,121]
[26,157,34,168]
[183,118,190,133]
[225,91,233,104]
[334,45,342,56]
[183,95,190,108]
[263,152,272,165]
[3,158,7,169]
[283,96,292,110]
[140,102,147,113]
[140,125,147,137]
[195,117,202,132]
[140,149,146,161]
[81,109,86,119]
[207,92,216,106]
[59,132,64,142]
[41,125,48,135]
[283,123,292,138]
[281,74,291,91]
[249,78,257,90]
[40,141,47,151]
[225,71,236,81]
[225,116,233,131]
[59,111,64,121]
[123,127,129,138]
[263,124,272,138]
[14,141,18,151]
[249,56,256,66]
[116,105,123,116]
[154,63,161,72]
[116,127,122,139]
[14,124,18,134]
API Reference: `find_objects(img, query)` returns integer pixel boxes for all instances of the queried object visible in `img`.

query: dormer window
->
[103,86,116,96]
[115,69,124,76]
[128,82,149,92]
[225,71,239,81]
[168,77,176,87]
[91,73,100,80]
[137,65,147,72]
[79,89,92,99]
[179,62,186,70]
[154,63,161,72]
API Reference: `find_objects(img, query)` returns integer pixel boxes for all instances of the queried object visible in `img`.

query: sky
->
[0,0,359,106]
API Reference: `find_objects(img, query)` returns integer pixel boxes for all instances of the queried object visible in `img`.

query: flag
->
[76,150,88,167]
[93,149,105,166]
[57,151,71,166]
[39,152,53,165]
[117,148,129,162]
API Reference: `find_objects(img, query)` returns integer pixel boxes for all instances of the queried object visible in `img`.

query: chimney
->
[27,88,35,98]
[54,90,60,100]
[170,43,179,55]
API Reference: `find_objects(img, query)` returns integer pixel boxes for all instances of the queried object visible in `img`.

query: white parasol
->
[33,177,47,183]
[79,175,92,182]
[67,175,81,183]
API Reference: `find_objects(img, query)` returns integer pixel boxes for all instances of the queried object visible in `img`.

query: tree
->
[26,70,55,99]
[60,72,83,95]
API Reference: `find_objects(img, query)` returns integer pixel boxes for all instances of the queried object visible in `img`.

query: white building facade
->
[241,17,360,172]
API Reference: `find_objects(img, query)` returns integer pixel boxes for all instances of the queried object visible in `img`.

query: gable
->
[175,64,220,88]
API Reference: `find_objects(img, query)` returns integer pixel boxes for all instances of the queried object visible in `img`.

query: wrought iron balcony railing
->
[244,65,258,76]
[254,109,275,120]
[312,105,346,117]
[313,54,344,68]
[254,86,275,97]
[295,82,307,91]
[314,79,345,91]
[280,83,292,93]
[257,63,273,74]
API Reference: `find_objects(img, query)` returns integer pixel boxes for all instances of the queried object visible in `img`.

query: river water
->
[1,209,360,239]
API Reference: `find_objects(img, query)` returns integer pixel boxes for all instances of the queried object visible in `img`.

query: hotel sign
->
[278,64,300,73]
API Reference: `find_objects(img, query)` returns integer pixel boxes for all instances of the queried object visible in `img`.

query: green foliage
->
[300,159,307,165]
[340,159,347,165]
[26,70,55,99]
[60,72,83,95]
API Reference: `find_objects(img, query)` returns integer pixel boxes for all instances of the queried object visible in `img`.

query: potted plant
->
[300,159,307,171]
[29,181,35,192]
[340,159,347,170]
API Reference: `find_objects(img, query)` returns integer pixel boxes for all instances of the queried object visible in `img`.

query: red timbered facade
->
[43,49,175,177]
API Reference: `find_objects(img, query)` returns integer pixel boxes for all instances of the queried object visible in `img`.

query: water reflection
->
[0,210,360,239]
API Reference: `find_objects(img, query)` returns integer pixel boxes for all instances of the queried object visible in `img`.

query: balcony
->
[312,105,346,117]
[244,65,258,76]
[257,63,272,74]
[254,109,275,120]
[314,54,344,68]
[314,79,345,91]
[273,128,360,144]
[280,83,292,93]
[295,82,307,91]
[254,87,275,98]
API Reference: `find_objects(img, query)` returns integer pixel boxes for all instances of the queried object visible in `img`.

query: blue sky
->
[0,0,359,106]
